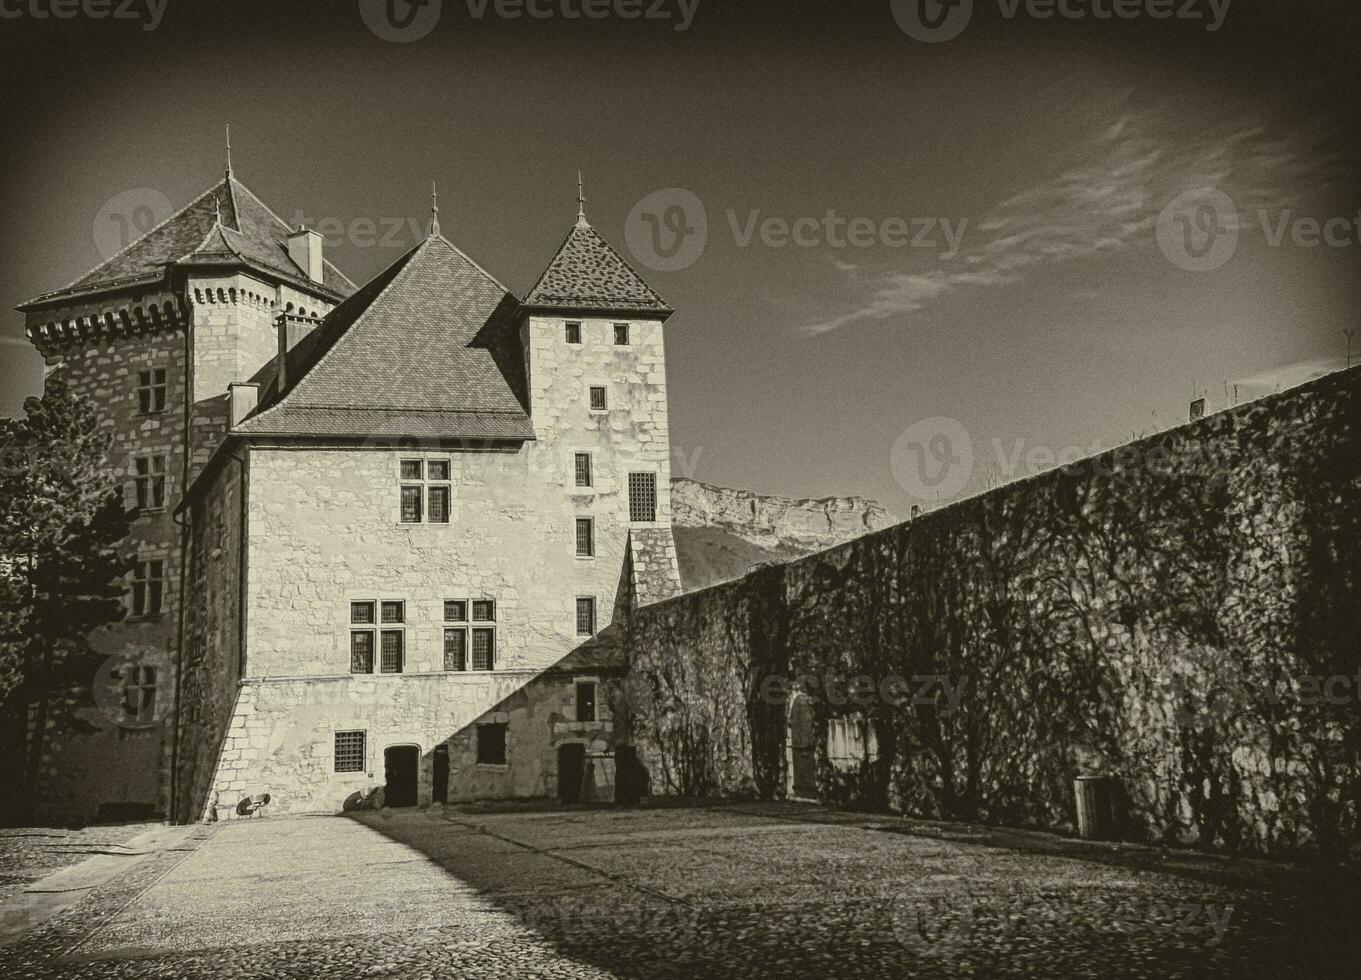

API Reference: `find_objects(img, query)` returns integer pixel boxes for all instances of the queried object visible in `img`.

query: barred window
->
[589,386,607,412]
[576,517,595,558]
[576,681,597,723]
[400,459,451,524]
[565,322,582,344]
[351,601,376,625]
[134,455,167,511]
[428,486,450,524]
[628,472,657,523]
[380,631,404,673]
[400,486,423,524]
[471,628,495,672]
[614,322,630,345]
[400,460,423,481]
[574,453,593,488]
[443,628,467,672]
[137,368,167,414]
[334,731,366,773]
[131,560,164,617]
[444,600,467,623]
[381,601,405,625]
[471,600,496,623]
[351,631,375,674]
[576,597,597,637]
[477,723,507,766]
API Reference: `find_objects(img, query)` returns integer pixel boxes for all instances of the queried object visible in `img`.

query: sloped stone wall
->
[623,368,1361,859]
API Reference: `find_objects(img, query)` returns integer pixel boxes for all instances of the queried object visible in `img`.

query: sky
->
[1,0,1358,517]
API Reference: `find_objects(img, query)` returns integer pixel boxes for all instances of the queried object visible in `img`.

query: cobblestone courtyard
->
[1,803,1356,978]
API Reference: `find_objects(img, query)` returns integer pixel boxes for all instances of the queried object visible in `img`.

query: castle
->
[19,159,683,821]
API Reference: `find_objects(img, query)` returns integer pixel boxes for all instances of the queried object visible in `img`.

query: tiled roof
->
[235,235,534,442]
[20,176,356,308]
[523,218,673,315]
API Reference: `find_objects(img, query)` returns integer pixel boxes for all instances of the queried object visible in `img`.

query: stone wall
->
[623,367,1361,860]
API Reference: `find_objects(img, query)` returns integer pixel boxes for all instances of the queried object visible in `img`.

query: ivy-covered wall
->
[622,367,1361,859]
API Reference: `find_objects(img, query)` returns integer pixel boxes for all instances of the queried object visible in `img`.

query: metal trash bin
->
[1074,774,1115,841]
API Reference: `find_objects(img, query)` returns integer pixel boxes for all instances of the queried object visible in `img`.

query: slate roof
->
[234,234,534,442]
[523,217,673,316]
[20,176,356,308]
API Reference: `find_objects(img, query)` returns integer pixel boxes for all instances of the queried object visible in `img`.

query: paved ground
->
[0,802,1356,978]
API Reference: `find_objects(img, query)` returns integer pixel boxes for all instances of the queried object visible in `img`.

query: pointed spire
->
[225,124,233,179]
[576,171,588,226]
[429,181,441,238]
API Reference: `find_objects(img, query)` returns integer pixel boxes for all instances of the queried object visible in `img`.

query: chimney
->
[911,504,921,520]
[1189,397,1207,422]
[276,312,318,395]
[228,382,260,429]
[286,226,324,284]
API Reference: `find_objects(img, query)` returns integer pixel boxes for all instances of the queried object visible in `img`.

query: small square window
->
[351,631,375,674]
[477,723,507,766]
[400,460,424,480]
[576,518,595,558]
[576,597,597,637]
[335,731,366,773]
[443,628,468,672]
[427,460,451,482]
[565,322,582,344]
[400,486,423,524]
[351,602,376,625]
[444,600,468,623]
[428,486,451,524]
[589,387,607,412]
[471,628,495,671]
[471,600,496,623]
[381,601,405,624]
[380,631,404,673]
[614,323,630,346]
[576,682,597,723]
[574,453,593,488]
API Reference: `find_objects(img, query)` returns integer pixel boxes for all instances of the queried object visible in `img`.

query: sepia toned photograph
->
[0,1,1358,976]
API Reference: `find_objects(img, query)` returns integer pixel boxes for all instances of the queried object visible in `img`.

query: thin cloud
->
[801,106,1348,335]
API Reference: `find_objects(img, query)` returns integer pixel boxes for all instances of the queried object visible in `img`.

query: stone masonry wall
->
[623,367,1361,860]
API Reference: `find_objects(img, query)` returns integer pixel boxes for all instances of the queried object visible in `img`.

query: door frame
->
[382,743,422,808]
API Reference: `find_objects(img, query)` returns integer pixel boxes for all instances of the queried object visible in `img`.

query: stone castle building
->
[20,162,683,821]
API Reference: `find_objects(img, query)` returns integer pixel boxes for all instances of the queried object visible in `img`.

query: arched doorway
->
[788,693,816,799]
[384,745,420,808]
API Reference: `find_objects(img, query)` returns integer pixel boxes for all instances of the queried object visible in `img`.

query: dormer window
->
[566,322,582,344]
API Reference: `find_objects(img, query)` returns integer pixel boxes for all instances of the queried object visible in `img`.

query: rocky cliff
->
[670,479,897,591]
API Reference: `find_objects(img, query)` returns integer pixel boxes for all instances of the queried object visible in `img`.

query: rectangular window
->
[400,486,423,524]
[133,455,167,511]
[471,628,495,671]
[381,601,405,624]
[576,682,597,723]
[131,560,164,617]
[576,597,597,637]
[444,600,468,623]
[137,368,168,415]
[350,631,375,674]
[477,723,507,766]
[351,601,376,625]
[565,322,582,344]
[573,452,593,488]
[575,518,595,558]
[628,472,657,523]
[443,628,468,672]
[400,460,423,481]
[471,600,496,623]
[334,731,366,773]
[589,386,607,412]
[614,323,630,346]
[428,486,450,524]
[380,630,404,674]
[427,460,451,482]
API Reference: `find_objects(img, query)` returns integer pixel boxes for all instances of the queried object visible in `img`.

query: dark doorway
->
[558,743,586,805]
[789,694,817,799]
[384,745,419,808]
[432,744,449,805]
[615,745,647,805]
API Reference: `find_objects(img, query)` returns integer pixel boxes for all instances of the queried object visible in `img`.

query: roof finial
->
[225,124,233,179]
[430,181,440,238]
[576,171,587,225]
[213,194,222,226]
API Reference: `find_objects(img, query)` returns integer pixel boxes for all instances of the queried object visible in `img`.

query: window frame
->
[334,730,367,774]
[565,321,582,345]
[130,559,165,619]
[136,368,168,415]
[133,453,168,512]
[350,601,378,674]
[588,386,608,413]
[573,452,594,489]
[613,322,630,346]
[628,471,658,524]
[445,599,496,672]
[575,596,597,637]
[476,722,508,767]
[398,457,452,525]
[575,516,595,559]
[576,681,598,723]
